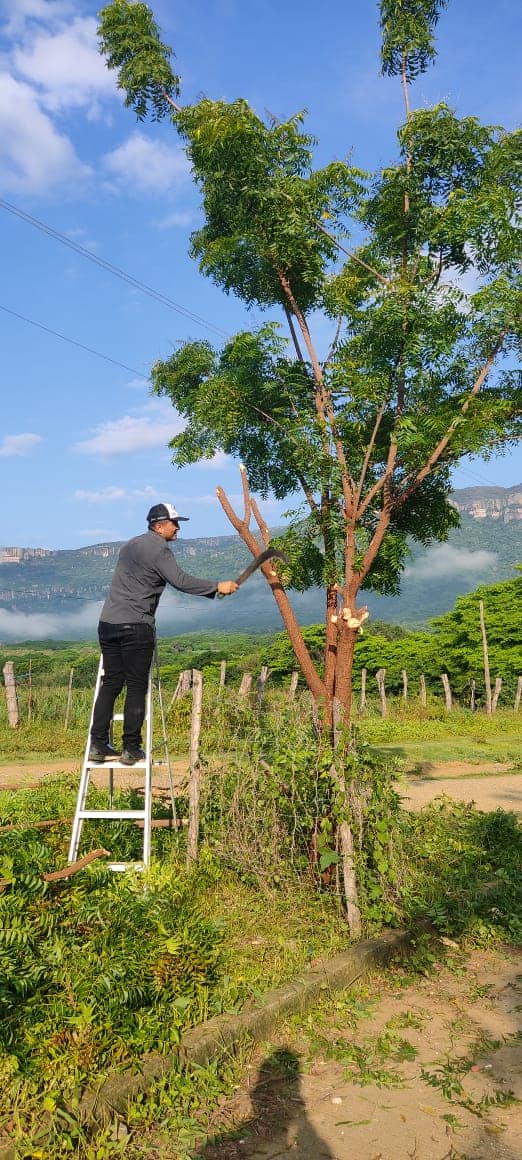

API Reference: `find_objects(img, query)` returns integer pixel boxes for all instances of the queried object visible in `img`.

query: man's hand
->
[217,580,239,596]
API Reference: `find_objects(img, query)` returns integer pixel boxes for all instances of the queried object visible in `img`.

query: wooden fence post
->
[515,675,522,712]
[168,669,192,710]
[419,674,427,707]
[359,668,367,712]
[3,662,19,727]
[219,660,227,689]
[256,665,269,706]
[288,671,299,702]
[64,667,74,730]
[27,659,33,724]
[375,668,387,717]
[470,678,476,712]
[441,673,452,712]
[479,599,492,715]
[401,669,408,702]
[492,677,502,713]
[186,670,203,866]
[238,673,252,698]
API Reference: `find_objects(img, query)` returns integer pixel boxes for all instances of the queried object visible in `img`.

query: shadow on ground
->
[196,1047,333,1159]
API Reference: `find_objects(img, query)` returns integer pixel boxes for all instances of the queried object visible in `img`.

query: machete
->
[218,548,288,596]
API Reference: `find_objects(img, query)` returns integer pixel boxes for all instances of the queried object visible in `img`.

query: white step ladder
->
[68,644,176,871]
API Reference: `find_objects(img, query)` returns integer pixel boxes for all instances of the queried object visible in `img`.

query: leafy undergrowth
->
[0,776,521,1157]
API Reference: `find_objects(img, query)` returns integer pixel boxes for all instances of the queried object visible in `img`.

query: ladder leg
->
[68,655,104,863]
[143,670,153,866]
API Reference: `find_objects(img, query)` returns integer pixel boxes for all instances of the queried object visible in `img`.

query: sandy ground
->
[195,945,522,1160]
[1,760,520,813]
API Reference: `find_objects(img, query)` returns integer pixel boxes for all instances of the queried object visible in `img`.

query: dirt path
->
[1,760,520,813]
[196,945,522,1160]
[401,770,522,814]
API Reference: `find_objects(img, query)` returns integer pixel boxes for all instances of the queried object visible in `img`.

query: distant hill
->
[0,486,520,640]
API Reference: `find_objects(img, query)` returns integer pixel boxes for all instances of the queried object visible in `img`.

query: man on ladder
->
[89,502,238,766]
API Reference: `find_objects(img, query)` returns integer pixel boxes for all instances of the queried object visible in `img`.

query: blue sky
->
[1,0,521,553]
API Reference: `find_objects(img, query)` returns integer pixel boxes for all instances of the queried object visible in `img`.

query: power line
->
[0,303,144,376]
[0,197,229,341]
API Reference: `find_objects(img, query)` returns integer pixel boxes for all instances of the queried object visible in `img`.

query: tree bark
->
[332,699,361,938]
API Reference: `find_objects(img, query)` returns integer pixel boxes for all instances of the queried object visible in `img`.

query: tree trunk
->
[332,699,361,938]
[186,670,203,865]
[441,673,452,712]
[419,673,427,707]
[479,599,492,715]
[3,662,19,727]
[491,676,502,713]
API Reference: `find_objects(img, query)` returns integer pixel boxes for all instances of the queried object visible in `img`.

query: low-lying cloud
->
[405,543,497,580]
[0,601,102,642]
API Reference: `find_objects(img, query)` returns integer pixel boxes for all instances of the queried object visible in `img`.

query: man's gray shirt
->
[100,531,218,625]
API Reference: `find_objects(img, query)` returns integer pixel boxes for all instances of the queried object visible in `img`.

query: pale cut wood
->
[186,670,203,865]
[3,661,19,727]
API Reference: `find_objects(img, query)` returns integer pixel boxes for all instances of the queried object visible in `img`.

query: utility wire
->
[0,197,229,340]
[0,303,144,376]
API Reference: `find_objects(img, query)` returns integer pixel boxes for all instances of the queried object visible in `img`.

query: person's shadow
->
[196,1046,334,1158]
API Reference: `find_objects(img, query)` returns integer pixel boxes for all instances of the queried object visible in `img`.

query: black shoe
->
[88,742,121,763]
[120,747,146,766]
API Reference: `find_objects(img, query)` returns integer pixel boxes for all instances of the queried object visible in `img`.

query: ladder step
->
[87,760,147,769]
[78,809,147,820]
[107,862,145,872]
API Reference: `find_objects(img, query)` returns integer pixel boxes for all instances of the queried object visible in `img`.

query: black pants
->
[91,621,155,750]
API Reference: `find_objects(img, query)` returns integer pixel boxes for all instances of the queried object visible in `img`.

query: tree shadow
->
[196,1046,333,1159]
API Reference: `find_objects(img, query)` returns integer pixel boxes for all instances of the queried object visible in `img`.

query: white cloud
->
[103,132,189,195]
[72,411,183,457]
[12,16,116,112]
[155,210,195,229]
[0,432,43,457]
[0,72,89,193]
[405,543,497,580]
[2,0,72,37]
[74,485,158,503]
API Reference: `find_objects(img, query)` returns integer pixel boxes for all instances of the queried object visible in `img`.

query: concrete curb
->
[80,923,430,1127]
